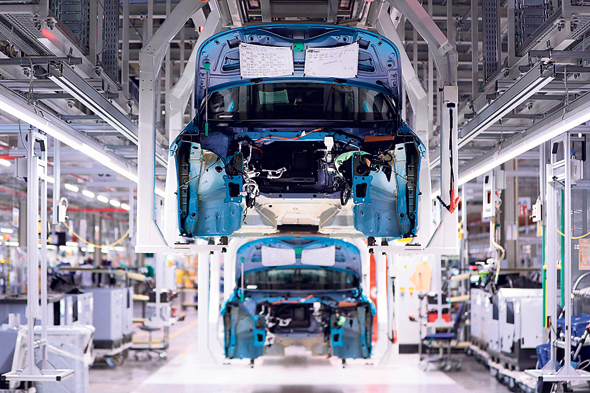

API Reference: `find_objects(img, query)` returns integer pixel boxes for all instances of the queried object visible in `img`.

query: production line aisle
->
[128,348,507,393]
[86,301,514,393]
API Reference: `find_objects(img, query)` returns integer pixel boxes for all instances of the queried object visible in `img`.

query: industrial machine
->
[172,25,424,238]
[86,287,133,368]
[497,288,543,370]
[221,237,374,361]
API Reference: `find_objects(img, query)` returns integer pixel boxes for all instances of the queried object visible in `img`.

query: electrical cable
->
[272,294,314,305]
[436,106,460,213]
[253,128,323,143]
[557,229,590,239]
[63,221,129,248]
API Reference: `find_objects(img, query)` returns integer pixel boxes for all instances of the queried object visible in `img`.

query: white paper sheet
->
[304,42,359,78]
[301,246,336,266]
[261,246,296,267]
[239,43,294,79]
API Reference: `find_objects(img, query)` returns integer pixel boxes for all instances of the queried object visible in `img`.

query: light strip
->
[0,158,11,167]
[109,199,121,207]
[97,195,109,203]
[64,183,79,192]
[82,190,95,199]
[0,84,164,201]
[457,97,590,187]
[121,203,130,211]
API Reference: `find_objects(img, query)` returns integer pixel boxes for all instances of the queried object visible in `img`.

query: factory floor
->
[89,304,510,393]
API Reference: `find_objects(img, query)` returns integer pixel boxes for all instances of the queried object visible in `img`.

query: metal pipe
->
[561,189,565,308]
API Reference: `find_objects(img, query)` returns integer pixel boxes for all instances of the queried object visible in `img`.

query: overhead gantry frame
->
[136,0,461,255]
[136,0,227,254]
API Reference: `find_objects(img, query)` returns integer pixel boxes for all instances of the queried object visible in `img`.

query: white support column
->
[373,252,389,359]
[223,238,249,301]
[51,139,60,225]
[197,251,216,364]
[209,251,224,358]
[137,0,206,251]
[24,130,40,376]
[39,141,50,370]
[429,255,445,324]
[544,155,558,371]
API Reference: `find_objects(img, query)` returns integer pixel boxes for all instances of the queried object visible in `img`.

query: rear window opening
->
[243,268,359,291]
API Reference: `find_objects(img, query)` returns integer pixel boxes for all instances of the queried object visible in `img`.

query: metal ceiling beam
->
[0,84,146,185]
[49,64,138,144]
[458,91,590,186]
[430,64,555,169]
[0,4,40,13]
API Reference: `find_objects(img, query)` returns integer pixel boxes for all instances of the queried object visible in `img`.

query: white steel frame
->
[525,132,590,384]
[2,131,73,383]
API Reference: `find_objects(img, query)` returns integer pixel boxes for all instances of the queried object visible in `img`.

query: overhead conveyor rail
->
[430,64,556,170]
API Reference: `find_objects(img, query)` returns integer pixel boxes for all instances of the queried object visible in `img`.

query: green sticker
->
[295,247,302,255]
[293,43,305,53]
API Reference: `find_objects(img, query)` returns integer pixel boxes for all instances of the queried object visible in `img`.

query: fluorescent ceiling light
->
[121,203,130,211]
[0,228,13,234]
[0,85,163,198]
[109,199,121,207]
[0,158,11,167]
[97,195,109,203]
[155,187,165,198]
[45,175,55,184]
[457,98,590,187]
[82,190,95,199]
[64,183,79,192]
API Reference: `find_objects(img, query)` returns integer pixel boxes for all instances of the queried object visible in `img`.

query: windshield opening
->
[205,83,397,122]
[242,268,359,291]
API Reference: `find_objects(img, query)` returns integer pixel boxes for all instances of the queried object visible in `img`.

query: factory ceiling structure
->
[0,0,586,230]
[1,0,590,391]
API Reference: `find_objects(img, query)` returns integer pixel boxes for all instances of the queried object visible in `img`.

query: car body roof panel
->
[195,24,402,111]
[235,236,363,281]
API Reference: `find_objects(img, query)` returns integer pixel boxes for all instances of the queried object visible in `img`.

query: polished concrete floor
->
[89,305,510,393]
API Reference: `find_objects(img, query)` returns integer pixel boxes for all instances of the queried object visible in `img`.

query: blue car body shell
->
[172,24,424,238]
[221,237,375,360]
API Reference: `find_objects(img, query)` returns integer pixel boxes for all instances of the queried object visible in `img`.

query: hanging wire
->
[63,221,129,248]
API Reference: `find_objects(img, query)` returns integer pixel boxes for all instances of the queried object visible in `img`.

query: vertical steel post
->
[563,132,573,373]
[52,139,60,225]
[25,130,40,375]
[147,0,154,42]
[471,0,479,98]
[40,140,50,370]
[122,0,130,98]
